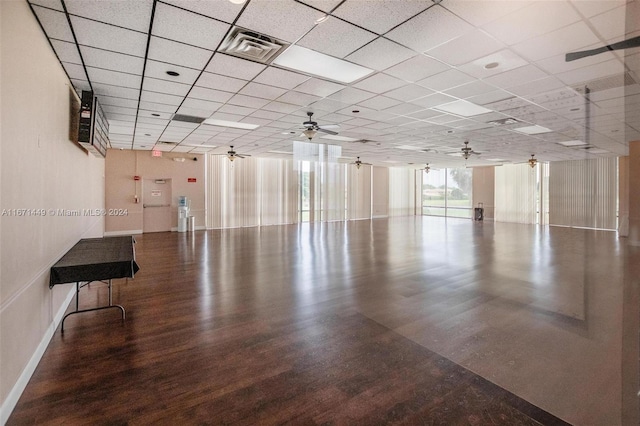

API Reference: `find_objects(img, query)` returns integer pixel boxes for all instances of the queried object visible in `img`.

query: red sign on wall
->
[188,178,197,183]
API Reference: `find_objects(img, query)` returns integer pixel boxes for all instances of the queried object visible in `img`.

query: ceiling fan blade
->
[235,154,251,158]
[317,128,338,135]
[566,36,640,61]
[319,124,340,130]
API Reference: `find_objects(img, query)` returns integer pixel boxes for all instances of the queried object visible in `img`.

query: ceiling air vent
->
[487,117,522,126]
[573,73,637,93]
[219,27,288,64]
[172,114,205,124]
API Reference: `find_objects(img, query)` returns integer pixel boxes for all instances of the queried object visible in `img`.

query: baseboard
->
[0,287,75,425]
[372,215,388,219]
[104,229,142,237]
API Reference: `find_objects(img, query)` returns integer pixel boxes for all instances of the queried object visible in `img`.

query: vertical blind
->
[495,163,538,224]
[347,165,372,220]
[207,155,297,228]
[389,167,418,217]
[548,158,617,230]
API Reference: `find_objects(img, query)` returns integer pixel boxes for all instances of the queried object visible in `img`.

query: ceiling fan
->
[352,157,372,169]
[424,163,431,173]
[301,112,340,141]
[214,146,251,162]
[528,154,538,168]
[565,35,640,62]
[461,141,480,160]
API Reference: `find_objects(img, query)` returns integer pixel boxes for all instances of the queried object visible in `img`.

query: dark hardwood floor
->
[9,217,636,425]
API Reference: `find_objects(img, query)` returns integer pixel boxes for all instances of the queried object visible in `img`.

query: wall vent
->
[219,27,288,64]
[172,114,205,124]
[573,72,637,94]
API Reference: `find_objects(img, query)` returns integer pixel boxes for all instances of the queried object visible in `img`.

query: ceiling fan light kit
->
[528,155,537,168]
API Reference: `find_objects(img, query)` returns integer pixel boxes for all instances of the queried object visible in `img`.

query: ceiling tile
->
[328,87,376,104]
[410,93,458,109]
[65,0,153,32]
[239,82,288,100]
[416,69,475,91]
[61,62,87,80]
[32,6,74,42]
[293,78,344,97]
[442,0,532,27]
[29,0,63,12]
[50,40,82,64]
[426,29,505,67]
[457,49,529,79]
[511,21,601,63]
[195,72,247,93]
[483,64,548,89]
[87,67,141,89]
[152,2,229,50]
[236,0,323,43]
[216,105,256,116]
[253,67,309,90]
[555,58,625,85]
[357,96,402,111]
[228,94,271,109]
[444,81,497,99]
[142,77,191,97]
[346,37,416,71]
[276,91,322,106]
[384,84,434,102]
[147,36,212,70]
[297,0,342,13]
[189,86,234,103]
[353,73,406,93]
[140,90,184,106]
[70,16,147,57]
[92,83,140,100]
[162,0,243,24]
[102,95,140,109]
[482,1,581,46]
[588,3,629,41]
[145,60,201,85]
[79,45,145,75]
[262,101,301,114]
[383,103,425,116]
[333,0,432,35]
[139,100,179,113]
[571,0,626,18]
[205,54,266,80]
[297,16,377,58]
[180,97,223,115]
[386,5,474,52]
[383,55,451,83]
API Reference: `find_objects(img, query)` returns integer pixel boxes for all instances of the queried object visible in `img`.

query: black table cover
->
[49,236,139,288]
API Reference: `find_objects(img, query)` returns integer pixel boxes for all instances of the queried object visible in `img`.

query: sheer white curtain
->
[495,163,537,224]
[207,155,297,229]
[549,158,617,230]
[259,158,298,226]
[347,164,372,220]
[388,167,418,217]
[312,161,346,222]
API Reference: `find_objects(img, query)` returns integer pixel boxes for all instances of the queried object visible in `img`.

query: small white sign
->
[151,190,162,197]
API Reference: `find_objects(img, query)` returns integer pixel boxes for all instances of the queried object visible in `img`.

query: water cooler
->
[178,196,189,232]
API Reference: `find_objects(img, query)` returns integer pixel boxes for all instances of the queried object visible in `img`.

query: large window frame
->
[422,167,473,219]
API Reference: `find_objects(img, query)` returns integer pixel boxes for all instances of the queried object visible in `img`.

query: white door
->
[143,179,171,233]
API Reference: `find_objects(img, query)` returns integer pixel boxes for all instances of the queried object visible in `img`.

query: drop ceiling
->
[27,0,640,167]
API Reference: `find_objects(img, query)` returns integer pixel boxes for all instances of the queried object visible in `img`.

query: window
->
[422,167,473,218]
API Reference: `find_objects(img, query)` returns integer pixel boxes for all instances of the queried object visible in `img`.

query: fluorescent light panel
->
[203,119,260,130]
[514,125,552,134]
[320,134,359,142]
[273,45,373,84]
[558,140,587,146]
[433,100,493,117]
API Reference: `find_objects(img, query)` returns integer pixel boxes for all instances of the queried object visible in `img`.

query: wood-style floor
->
[8,217,637,425]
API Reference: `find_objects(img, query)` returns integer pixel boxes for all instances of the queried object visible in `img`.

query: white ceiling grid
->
[26,0,638,167]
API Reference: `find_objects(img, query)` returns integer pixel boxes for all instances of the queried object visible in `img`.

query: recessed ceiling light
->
[433,100,493,117]
[145,133,151,136]
[272,45,373,84]
[484,62,499,69]
[585,148,609,154]
[151,113,160,117]
[352,110,360,113]
[570,108,580,112]
[513,125,552,135]
[558,140,587,146]
[228,0,246,4]
[203,119,260,130]
[166,71,180,77]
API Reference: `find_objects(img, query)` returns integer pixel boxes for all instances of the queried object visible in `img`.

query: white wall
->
[0,1,105,420]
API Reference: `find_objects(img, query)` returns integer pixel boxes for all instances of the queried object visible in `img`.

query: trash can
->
[187,216,195,232]
[474,202,484,221]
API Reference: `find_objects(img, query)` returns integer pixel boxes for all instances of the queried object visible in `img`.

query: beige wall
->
[472,166,495,220]
[629,142,640,246]
[372,166,389,218]
[0,0,105,418]
[105,149,205,234]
